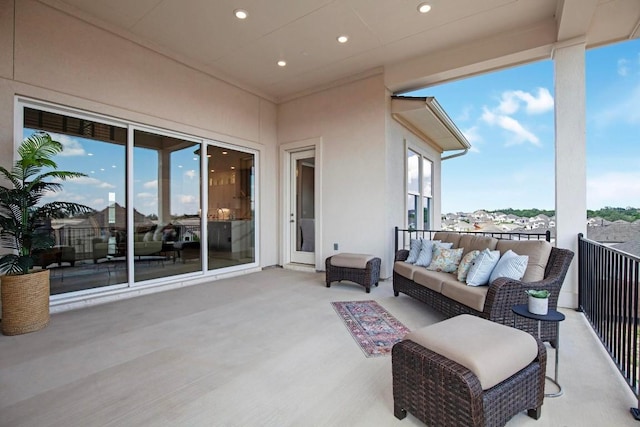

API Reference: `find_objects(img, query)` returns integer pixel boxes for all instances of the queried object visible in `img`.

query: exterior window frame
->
[406,146,434,231]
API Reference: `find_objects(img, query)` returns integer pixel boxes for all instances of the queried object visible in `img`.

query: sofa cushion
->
[427,247,464,273]
[415,240,450,267]
[433,232,461,248]
[405,238,423,264]
[414,269,454,293]
[466,249,500,286]
[441,280,488,312]
[496,240,552,282]
[404,314,538,390]
[458,235,498,257]
[394,261,423,281]
[489,249,529,283]
[457,250,480,282]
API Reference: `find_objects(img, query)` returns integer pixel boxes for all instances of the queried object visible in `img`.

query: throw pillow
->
[405,238,422,264]
[457,250,480,282]
[466,249,500,286]
[414,240,441,267]
[489,250,529,282]
[143,231,154,242]
[426,247,464,273]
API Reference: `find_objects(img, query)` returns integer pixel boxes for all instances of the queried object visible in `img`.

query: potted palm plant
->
[0,132,93,335]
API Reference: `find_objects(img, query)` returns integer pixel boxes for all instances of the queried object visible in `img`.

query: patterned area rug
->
[331,300,410,357]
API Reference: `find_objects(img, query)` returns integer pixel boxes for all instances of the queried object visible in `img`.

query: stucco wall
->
[0,0,279,268]
[278,74,392,276]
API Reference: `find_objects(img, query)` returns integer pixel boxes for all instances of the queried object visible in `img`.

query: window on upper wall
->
[407,149,433,230]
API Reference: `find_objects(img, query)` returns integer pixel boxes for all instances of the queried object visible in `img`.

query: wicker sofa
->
[393,231,574,345]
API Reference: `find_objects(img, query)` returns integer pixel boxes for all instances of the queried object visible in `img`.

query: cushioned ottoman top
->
[331,253,376,269]
[404,314,538,390]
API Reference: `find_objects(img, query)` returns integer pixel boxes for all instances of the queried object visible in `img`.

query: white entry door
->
[290,149,315,265]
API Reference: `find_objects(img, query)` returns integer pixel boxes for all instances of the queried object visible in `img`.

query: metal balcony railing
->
[578,233,640,418]
[394,227,550,252]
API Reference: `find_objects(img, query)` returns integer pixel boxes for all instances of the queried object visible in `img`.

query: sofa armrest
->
[395,249,409,262]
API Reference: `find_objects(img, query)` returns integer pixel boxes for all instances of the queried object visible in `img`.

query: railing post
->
[394,226,399,253]
[577,233,584,313]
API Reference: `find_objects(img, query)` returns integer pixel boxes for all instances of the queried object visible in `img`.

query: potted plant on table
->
[0,132,93,335]
[525,289,551,315]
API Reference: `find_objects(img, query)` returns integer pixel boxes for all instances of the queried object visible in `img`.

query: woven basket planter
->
[1,269,50,335]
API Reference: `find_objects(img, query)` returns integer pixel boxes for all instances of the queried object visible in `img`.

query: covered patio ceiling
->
[39,0,640,102]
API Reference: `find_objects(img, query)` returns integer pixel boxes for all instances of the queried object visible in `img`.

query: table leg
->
[544,320,563,397]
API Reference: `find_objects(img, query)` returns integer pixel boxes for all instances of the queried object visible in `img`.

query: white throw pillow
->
[405,238,422,264]
[466,249,500,286]
[143,231,154,242]
[489,250,529,283]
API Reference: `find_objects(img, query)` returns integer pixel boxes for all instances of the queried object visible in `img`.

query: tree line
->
[487,207,640,222]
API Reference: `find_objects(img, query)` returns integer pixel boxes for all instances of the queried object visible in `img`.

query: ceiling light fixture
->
[417,2,431,13]
[277,60,287,67]
[234,9,248,19]
[337,35,349,44]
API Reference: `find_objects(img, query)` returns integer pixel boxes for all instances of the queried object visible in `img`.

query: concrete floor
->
[0,268,637,426]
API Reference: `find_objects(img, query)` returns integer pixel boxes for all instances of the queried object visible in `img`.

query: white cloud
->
[137,192,155,199]
[184,169,196,179]
[143,180,158,189]
[50,133,86,157]
[65,175,115,189]
[587,171,640,209]
[618,58,630,76]
[497,88,554,115]
[180,195,196,204]
[461,126,482,153]
[481,107,540,146]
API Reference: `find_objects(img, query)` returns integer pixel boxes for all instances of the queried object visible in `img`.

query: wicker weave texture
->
[1,269,50,335]
[393,247,574,345]
[325,256,381,293]
[392,338,546,427]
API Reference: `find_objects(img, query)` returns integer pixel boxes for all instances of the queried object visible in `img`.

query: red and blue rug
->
[331,300,410,357]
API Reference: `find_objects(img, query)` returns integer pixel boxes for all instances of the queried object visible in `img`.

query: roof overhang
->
[391,96,471,158]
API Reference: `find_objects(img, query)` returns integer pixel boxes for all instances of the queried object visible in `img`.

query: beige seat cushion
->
[433,232,461,248]
[394,261,423,281]
[441,280,488,312]
[404,314,538,390]
[331,253,374,269]
[458,235,498,257]
[413,269,454,293]
[496,240,552,282]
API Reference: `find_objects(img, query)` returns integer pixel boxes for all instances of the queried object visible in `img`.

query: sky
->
[409,38,640,214]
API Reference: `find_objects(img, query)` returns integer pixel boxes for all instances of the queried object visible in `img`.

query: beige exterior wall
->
[0,0,279,269]
[278,74,391,275]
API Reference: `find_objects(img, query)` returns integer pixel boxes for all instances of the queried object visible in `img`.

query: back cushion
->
[495,240,552,282]
[433,232,461,248]
[458,235,498,257]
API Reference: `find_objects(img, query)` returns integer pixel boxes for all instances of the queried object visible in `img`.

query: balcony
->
[1,263,637,426]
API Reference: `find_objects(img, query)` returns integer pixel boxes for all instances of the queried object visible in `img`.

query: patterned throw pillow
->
[489,250,529,282]
[405,238,422,264]
[466,249,501,286]
[414,240,442,267]
[457,250,480,282]
[426,247,464,273]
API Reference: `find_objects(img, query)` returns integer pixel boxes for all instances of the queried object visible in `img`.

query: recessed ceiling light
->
[337,35,349,44]
[417,2,431,13]
[234,9,248,19]
[277,60,287,67]
[222,151,228,155]
[230,166,236,170]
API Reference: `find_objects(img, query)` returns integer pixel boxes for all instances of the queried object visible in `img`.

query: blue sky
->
[409,38,640,214]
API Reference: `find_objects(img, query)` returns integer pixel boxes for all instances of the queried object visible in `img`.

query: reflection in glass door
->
[290,149,315,265]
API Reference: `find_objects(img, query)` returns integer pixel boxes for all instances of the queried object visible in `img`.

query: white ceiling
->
[40,0,640,102]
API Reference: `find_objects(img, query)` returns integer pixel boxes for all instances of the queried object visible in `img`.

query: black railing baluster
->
[578,234,640,420]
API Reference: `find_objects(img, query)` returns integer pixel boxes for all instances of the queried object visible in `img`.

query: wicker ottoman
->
[325,253,381,293]
[392,314,546,427]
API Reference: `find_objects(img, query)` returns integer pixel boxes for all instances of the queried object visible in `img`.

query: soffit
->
[391,96,470,153]
[38,0,640,102]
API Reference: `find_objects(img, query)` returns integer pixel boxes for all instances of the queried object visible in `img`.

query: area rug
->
[331,300,410,357]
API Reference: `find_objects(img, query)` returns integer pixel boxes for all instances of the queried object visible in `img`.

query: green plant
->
[0,132,93,275]
[525,289,550,299]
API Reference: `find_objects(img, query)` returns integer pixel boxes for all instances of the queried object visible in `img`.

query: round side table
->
[512,304,565,397]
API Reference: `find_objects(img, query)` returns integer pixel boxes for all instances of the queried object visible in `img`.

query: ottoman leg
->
[394,404,407,420]
[365,286,370,293]
[528,407,542,420]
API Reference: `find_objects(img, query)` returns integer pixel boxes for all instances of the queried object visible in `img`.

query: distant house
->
[611,241,640,258]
